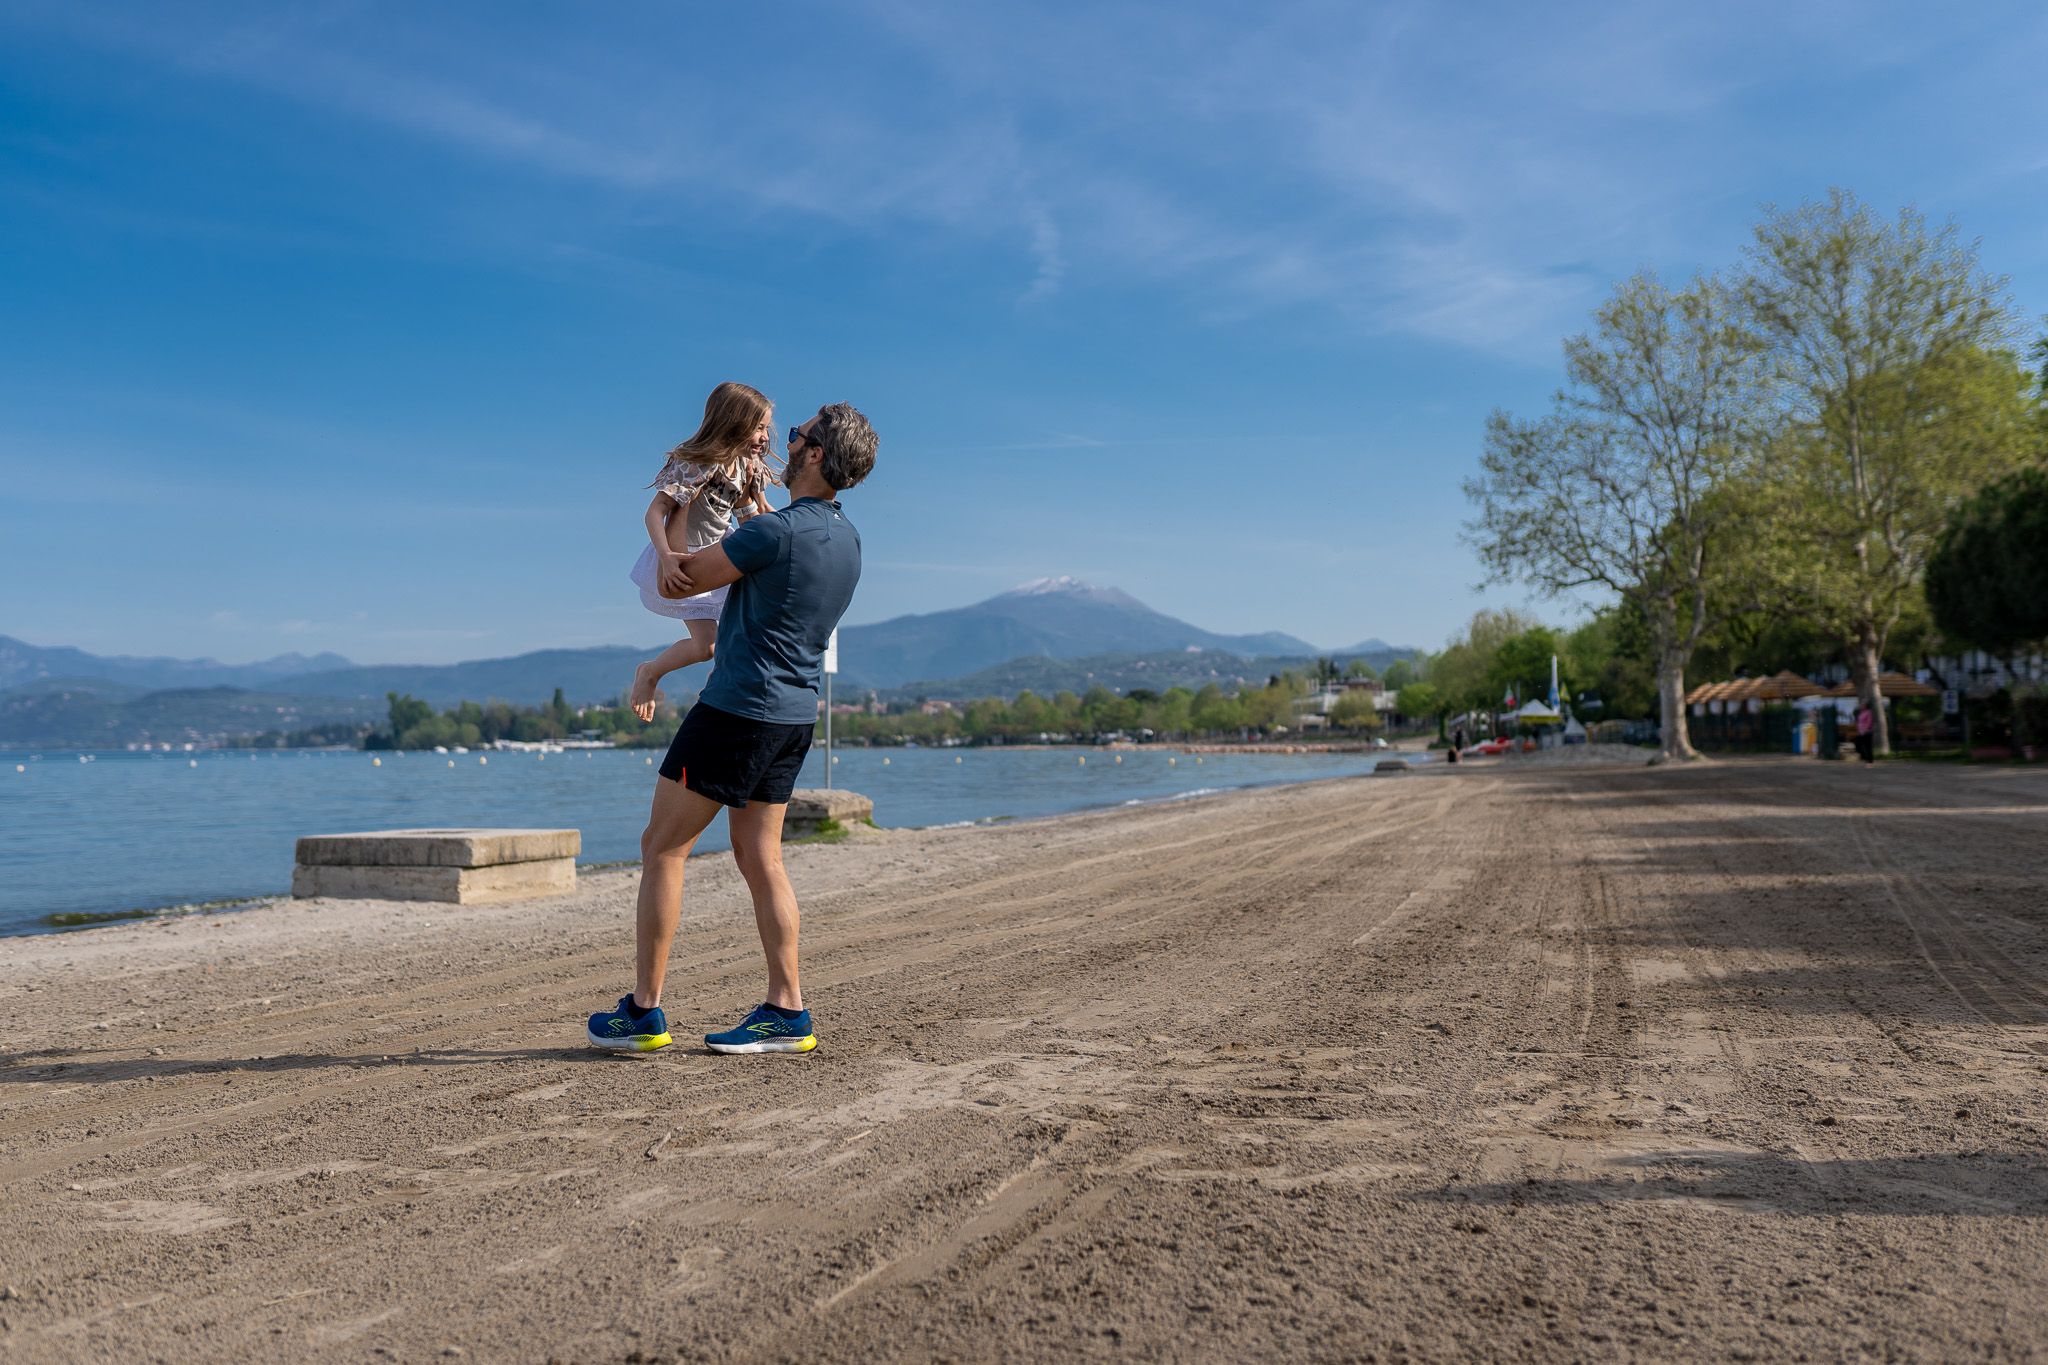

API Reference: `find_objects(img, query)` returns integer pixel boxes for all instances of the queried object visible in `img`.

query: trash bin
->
[1816,707,1840,760]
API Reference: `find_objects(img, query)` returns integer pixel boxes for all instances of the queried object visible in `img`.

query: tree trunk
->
[1657,658,1696,760]
[1851,627,1889,756]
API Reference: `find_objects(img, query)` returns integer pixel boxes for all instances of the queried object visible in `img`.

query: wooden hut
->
[1821,671,1939,699]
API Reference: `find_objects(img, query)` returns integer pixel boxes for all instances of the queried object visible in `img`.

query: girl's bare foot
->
[629,663,665,723]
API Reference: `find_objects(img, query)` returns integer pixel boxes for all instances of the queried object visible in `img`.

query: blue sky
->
[3,2,2045,664]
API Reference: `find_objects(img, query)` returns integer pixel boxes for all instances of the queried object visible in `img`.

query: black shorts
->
[659,702,815,807]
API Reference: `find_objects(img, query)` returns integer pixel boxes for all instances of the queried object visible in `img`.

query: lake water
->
[0,746,1414,936]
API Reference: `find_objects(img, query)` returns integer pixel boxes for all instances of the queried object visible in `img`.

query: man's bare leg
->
[632,777,725,1008]
[727,800,802,1010]
[630,619,718,722]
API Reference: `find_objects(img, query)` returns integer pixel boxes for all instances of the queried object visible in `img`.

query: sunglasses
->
[787,425,817,450]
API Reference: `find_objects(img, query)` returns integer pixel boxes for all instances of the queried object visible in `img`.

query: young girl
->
[627,382,779,721]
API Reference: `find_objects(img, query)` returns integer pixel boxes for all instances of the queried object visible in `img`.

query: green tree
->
[1150,687,1193,737]
[1429,609,1542,717]
[1490,627,1569,711]
[1011,691,1055,736]
[1563,608,1656,719]
[963,696,1009,740]
[1050,691,1082,733]
[511,712,565,743]
[1395,682,1443,727]
[1466,271,1765,758]
[1743,191,2031,753]
[480,701,517,742]
[1190,684,1242,735]
[1330,690,1382,732]
[1241,681,1294,732]
[1380,658,1418,691]
[1343,659,1378,681]
[1079,686,1122,733]
[1926,466,2048,654]
[386,692,432,741]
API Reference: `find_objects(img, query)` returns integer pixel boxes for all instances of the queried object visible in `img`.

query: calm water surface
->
[0,746,1412,935]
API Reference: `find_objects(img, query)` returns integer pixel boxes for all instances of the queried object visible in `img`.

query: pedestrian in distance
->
[1853,700,1877,765]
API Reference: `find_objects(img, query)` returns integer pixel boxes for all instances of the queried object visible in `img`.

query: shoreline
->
[0,748,1432,940]
[4,734,1440,757]
[1,765,1413,984]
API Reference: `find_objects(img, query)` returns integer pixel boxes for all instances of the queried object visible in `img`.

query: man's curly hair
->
[811,403,878,492]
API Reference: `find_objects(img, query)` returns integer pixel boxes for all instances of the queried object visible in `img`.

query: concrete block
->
[294,828,579,869]
[782,789,873,840]
[292,827,581,904]
[1374,759,1412,773]
[291,856,577,905]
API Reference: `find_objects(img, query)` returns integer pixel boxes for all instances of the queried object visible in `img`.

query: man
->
[587,402,877,1056]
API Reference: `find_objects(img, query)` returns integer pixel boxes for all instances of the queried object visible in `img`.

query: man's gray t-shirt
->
[700,497,861,725]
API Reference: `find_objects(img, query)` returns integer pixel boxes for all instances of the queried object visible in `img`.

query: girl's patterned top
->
[652,454,774,554]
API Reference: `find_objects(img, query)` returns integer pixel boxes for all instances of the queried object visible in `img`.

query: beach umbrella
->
[1754,670,1824,702]
[1821,671,1940,699]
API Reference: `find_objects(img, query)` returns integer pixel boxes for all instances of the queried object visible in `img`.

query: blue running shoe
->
[705,1003,816,1055]
[586,994,672,1053]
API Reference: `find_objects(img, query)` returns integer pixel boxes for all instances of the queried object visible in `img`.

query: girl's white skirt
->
[630,545,728,621]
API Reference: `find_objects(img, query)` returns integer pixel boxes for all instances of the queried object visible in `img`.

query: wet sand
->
[3,757,2046,1361]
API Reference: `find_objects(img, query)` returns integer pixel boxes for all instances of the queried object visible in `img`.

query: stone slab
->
[782,788,873,839]
[294,828,580,869]
[291,856,577,905]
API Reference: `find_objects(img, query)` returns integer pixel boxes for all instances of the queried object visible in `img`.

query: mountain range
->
[2,580,1415,744]
[836,577,1319,689]
[0,638,352,693]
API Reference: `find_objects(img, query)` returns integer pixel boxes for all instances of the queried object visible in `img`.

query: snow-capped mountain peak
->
[1004,575,1098,596]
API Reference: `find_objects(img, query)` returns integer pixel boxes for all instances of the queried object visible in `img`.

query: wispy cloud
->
[8,0,2042,360]
[1021,208,1065,303]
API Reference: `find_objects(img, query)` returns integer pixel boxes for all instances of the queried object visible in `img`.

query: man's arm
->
[674,512,782,595]
[670,542,744,596]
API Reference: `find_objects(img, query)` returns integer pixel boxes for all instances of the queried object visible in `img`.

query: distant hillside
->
[1330,636,1401,658]
[881,650,1294,702]
[5,578,1419,738]
[279,646,666,709]
[0,680,383,748]
[838,577,1319,688]
[879,640,1418,703]
[0,635,352,692]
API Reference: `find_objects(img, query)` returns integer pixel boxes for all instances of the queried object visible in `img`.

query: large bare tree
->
[1465,273,1763,759]
[1743,190,2024,754]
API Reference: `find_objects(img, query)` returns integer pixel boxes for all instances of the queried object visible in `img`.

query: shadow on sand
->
[1422,1147,2048,1218]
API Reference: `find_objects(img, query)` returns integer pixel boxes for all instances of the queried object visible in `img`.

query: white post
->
[823,628,838,791]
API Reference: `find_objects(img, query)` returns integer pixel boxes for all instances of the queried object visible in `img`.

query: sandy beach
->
[4,756,2047,1361]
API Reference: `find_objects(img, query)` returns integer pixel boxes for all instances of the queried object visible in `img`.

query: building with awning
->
[1684,671,1830,716]
[1683,669,1955,753]
[1681,672,1831,752]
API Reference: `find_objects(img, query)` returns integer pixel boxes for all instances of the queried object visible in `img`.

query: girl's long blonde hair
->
[656,381,772,480]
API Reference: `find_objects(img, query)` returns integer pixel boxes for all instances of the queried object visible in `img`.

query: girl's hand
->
[656,550,690,597]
